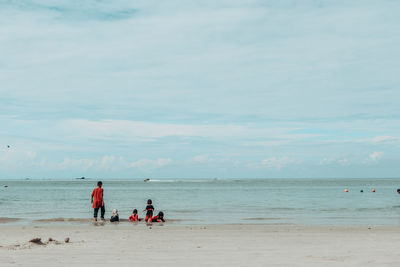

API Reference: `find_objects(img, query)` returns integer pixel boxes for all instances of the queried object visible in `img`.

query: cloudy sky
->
[1,0,399,178]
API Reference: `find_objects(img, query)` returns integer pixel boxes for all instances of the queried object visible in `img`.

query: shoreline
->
[2,216,400,227]
[2,224,400,266]
[1,216,400,227]
[2,223,400,229]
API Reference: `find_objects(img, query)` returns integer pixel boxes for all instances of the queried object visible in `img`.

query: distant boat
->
[144,178,150,182]
[76,177,85,180]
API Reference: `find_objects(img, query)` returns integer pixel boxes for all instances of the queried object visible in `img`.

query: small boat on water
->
[144,178,150,182]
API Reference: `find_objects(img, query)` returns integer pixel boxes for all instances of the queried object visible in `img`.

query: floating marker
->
[360,190,363,193]
[345,189,348,192]
[372,189,375,193]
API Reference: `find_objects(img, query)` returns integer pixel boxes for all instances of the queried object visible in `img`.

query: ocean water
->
[0,178,399,225]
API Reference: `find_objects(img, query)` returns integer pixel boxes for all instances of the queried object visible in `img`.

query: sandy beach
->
[1,224,400,266]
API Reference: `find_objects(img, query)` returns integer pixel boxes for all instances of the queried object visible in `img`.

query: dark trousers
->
[94,205,105,219]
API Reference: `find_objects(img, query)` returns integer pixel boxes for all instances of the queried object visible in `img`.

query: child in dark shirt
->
[110,209,119,222]
[151,211,165,223]
[143,199,154,223]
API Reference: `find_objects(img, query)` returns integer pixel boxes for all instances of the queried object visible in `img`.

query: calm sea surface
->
[0,178,399,225]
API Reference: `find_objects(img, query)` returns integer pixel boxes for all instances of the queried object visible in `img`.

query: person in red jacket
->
[91,181,105,221]
[129,209,139,222]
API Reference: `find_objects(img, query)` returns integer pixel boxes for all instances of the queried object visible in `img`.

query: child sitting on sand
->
[110,209,119,222]
[129,209,139,222]
[143,199,154,223]
[150,211,165,223]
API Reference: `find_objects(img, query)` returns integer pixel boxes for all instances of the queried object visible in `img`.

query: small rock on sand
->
[64,237,70,243]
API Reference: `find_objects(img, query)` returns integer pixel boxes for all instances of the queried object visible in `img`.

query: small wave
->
[323,216,355,219]
[165,218,186,223]
[34,218,142,223]
[319,208,348,212]
[243,217,285,221]
[355,207,386,212]
[0,217,21,223]
[146,179,209,183]
[267,207,304,211]
[32,217,185,223]
[34,218,92,223]
[167,209,202,214]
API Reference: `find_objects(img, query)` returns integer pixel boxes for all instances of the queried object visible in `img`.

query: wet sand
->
[1,224,400,266]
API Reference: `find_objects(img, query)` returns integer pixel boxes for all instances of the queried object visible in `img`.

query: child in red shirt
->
[150,211,165,223]
[91,181,105,221]
[129,209,139,222]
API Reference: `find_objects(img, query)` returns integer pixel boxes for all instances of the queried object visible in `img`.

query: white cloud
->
[100,155,116,166]
[358,151,385,165]
[0,147,38,169]
[320,157,350,166]
[261,157,295,170]
[58,157,95,171]
[55,119,302,143]
[56,155,133,172]
[370,136,398,144]
[247,156,297,170]
[368,151,384,161]
[98,155,127,171]
[129,158,172,172]
[189,154,210,163]
[252,140,291,147]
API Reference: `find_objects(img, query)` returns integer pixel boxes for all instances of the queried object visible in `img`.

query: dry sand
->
[1,224,400,266]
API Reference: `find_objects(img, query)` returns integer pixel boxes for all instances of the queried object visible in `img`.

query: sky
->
[0,0,399,179]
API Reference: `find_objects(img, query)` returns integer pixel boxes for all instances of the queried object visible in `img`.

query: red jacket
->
[91,188,103,208]
[129,214,138,222]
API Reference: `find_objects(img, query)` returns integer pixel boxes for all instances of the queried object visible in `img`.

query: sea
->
[0,178,399,225]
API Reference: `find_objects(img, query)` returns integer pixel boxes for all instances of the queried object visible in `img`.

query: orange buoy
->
[345,189,348,192]
[372,189,375,192]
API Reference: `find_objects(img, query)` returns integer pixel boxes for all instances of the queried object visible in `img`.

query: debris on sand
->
[29,238,45,245]
[29,237,67,246]
[48,238,62,245]
[1,237,72,251]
